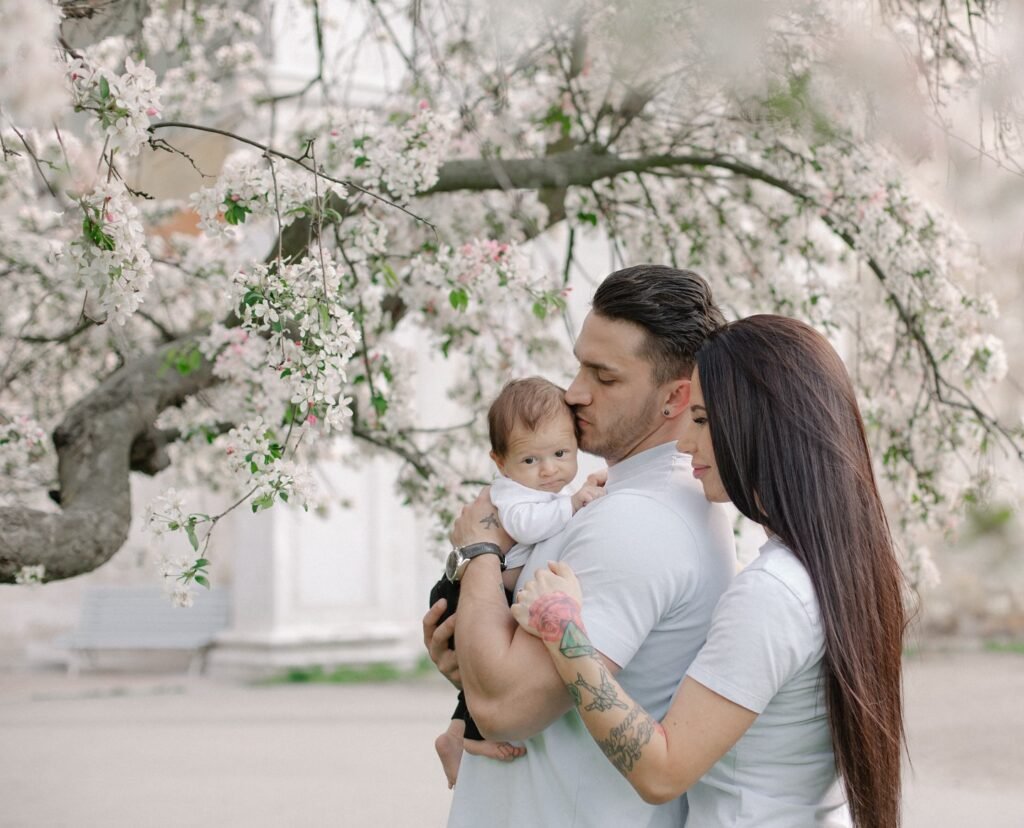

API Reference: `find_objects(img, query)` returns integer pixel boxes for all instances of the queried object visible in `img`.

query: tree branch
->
[0,335,219,583]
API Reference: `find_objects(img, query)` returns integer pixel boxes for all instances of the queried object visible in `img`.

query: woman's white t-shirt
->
[685,537,852,827]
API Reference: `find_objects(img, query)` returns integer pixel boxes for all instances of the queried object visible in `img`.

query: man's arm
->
[451,490,619,742]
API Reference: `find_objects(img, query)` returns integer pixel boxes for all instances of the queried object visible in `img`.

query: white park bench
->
[64,586,231,675]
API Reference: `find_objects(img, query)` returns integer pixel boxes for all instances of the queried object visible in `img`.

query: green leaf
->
[83,216,116,251]
[354,156,369,168]
[532,301,548,320]
[194,574,210,589]
[448,288,469,311]
[224,201,250,226]
[576,211,598,226]
[380,263,399,289]
[99,76,110,100]
[185,522,199,552]
[251,493,275,512]
[371,393,388,417]
[194,559,210,568]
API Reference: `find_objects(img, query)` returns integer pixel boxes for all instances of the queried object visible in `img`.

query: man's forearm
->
[455,557,573,740]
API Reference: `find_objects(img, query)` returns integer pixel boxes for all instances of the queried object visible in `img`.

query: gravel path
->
[1,650,1021,827]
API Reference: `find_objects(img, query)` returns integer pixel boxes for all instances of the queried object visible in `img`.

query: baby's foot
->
[435,732,463,789]
[463,738,527,762]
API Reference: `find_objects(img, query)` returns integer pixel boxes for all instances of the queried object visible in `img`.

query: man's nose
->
[565,373,589,406]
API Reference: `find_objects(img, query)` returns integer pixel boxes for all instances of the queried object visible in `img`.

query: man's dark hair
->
[591,265,724,384]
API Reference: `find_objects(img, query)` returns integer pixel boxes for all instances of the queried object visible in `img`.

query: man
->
[424,265,736,827]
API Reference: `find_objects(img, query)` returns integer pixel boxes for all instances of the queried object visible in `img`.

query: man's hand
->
[451,487,515,551]
[423,598,461,688]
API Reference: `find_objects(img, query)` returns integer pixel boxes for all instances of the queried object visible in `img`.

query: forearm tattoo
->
[479,512,501,530]
[596,703,657,775]
[570,667,629,713]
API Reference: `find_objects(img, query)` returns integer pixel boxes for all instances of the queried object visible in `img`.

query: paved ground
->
[1,650,1022,827]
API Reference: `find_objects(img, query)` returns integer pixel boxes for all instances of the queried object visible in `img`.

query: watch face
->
[444,549,461,582]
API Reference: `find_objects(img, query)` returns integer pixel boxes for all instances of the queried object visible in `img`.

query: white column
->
[208,451,429,678]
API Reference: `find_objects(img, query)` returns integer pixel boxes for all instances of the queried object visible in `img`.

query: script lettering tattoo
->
[571,666,629,713]
[596,704,657,775]
[527,591,586,644]
[479,512,500,529]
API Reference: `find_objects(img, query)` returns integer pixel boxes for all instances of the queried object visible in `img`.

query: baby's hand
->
[585,469,608,488]
[571,483,606,513]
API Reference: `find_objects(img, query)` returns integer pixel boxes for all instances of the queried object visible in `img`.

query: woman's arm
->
[512,562,757,804]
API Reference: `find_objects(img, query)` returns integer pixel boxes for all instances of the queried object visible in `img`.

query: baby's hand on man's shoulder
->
[571,481,607,514]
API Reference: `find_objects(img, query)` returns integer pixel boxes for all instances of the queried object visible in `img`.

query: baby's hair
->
[488,377,572,458]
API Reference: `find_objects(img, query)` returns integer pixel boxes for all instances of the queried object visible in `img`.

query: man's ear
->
[662,379,692,417]
[490,450,505,474]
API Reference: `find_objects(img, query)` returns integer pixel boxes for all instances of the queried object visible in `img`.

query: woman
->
[512,315,906,827]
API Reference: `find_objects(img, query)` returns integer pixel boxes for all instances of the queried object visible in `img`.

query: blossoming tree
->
[1,0,1021,604]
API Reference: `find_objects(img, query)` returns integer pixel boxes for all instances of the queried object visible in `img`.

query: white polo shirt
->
[448,442,736,828]
[686,537,852,827]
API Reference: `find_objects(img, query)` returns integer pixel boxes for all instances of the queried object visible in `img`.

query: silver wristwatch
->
[445,542,506,583]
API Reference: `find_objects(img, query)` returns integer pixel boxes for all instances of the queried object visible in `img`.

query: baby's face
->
[495,411,579,493]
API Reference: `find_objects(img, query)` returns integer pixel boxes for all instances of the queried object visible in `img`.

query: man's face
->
[565,312,665,465]
[492,410,579,493]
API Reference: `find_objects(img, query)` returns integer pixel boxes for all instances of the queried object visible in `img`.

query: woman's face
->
[677,369,730,504]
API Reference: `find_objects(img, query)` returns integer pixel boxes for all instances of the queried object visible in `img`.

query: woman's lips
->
[693,465,710,480]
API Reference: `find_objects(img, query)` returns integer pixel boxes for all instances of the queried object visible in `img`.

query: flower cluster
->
[190,152,341,238]
[232,256,361,433]
[0,415,52,502]
[67,181,154,325]
[14,564,45,586]
[141,2,265,120]
[67,54,162,156]
[317,105,454,201]
[0,0,65,126]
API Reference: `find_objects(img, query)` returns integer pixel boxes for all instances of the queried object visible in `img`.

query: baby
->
[429,376,606,788]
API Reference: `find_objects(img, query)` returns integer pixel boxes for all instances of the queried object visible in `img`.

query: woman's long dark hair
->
[698,315,905,828]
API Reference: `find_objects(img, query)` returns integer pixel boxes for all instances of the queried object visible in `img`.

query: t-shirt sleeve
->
[686,568,820,713]
[561,493,696,670]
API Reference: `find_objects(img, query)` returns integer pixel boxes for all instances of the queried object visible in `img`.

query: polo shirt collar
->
[606,441,679,490]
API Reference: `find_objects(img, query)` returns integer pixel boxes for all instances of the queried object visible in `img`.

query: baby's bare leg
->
[435,718,465,789]
[463,737,527,762]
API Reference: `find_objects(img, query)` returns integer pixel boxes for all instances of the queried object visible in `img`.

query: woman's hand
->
[511,561,585,645]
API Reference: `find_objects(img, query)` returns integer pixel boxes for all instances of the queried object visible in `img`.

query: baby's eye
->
[554,449,568,458]
[522,457,536,465]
